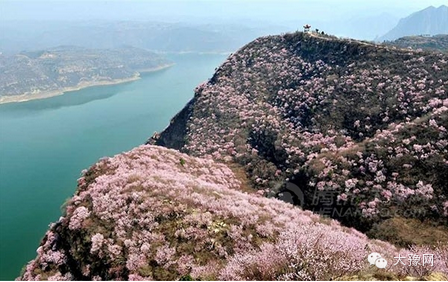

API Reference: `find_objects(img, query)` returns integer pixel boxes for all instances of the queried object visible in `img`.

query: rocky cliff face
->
[150,31,448,245]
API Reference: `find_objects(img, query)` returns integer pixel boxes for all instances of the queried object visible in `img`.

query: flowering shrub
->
[68,206,90,230]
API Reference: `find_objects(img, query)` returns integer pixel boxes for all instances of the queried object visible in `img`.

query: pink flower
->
[90,233,104,254]
[68,207,90,230]
[337,193,348,202]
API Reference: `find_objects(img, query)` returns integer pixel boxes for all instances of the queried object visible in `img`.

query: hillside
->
[151,31,448,246]
[18,32,448,280]
[0,46,171,104]
[379,5,448,41]
[386,34,448,53]
[18,145,448,280]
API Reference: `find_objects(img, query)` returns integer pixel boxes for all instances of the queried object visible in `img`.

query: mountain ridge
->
[0,21,286,55]
[386,34,448,52]
[379,5,448,41]
[151,31,448,242]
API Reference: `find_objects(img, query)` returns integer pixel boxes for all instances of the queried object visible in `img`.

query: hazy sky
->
[1,0,447,23]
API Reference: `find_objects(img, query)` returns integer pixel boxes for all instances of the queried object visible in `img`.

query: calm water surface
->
[0,54,227,279]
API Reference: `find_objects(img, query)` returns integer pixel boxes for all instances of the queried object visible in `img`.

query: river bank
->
[0,64,174,105]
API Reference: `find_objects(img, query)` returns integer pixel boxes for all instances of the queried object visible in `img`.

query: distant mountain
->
[379,5,448,41]
[386,34,448,52]
[0,21,287,55]
[0,46,171,103]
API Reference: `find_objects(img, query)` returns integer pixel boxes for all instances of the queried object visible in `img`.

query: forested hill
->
[151,31,448,246]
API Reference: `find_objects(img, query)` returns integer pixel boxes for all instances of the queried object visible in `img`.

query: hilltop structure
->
[303,24,311,33]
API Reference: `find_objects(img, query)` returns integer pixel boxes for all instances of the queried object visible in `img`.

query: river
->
[0,53,227,280]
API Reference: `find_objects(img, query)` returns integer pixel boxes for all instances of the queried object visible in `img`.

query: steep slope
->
[18,145,448,280]
[150,31,448,243]
[379,5,448,41]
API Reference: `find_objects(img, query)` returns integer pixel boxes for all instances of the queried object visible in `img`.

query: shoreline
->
[0,63,174,105]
